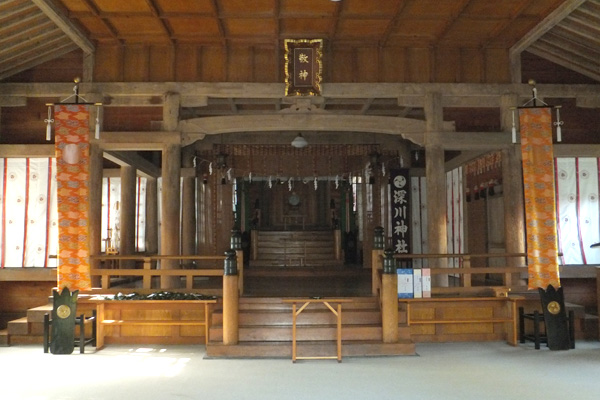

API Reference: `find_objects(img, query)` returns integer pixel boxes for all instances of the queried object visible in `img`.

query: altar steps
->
[206,296,416,359]
[250,230,343,268]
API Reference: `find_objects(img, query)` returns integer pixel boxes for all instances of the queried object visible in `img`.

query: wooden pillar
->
[334,229,342,261]
[223,250,239,345]
[236,249,244,296]
[181,149,196,262]
[371,249,384,295]
[501,94,526,274]
[381,249,398,343]
[161,143,181,288]
[424,92,448,286]
[145,177,158,255]
[163,93,180,132]
[120,165,136,267]
[88,143,103,287]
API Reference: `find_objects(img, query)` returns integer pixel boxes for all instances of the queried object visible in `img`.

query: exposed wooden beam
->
[99,131,181,151]
[103,151,161,178]
[509,0,587,81]
[31,0,95,54]
[0,96,27,107]
[0,144,55,158]
[1,82,599,103]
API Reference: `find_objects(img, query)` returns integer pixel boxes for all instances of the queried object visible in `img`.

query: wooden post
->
[236,249,244,296]
[161,143,181,288]
[251,230,258,260]
[372,249,383,296]
[381,249,398,343]
[120,165,136,268]
[181,148,196,264]
[145,177,158,265]
[89,143,103,288]
[424,92,448,287]
[222,250,239,345]
[334,229,342,260]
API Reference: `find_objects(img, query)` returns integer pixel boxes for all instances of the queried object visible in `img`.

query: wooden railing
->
[373,252,528,298]
[89,254,243,292]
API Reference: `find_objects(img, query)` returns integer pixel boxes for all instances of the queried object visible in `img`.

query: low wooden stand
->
[282,298,351,363]
[93,299,216,349]
[399,296,521,345]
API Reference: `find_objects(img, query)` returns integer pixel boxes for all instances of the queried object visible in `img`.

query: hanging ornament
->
[400,156,404,168]
[288,178,292,191]
[209,162,213,175]
[381,162,386,177]
[335,175,339,189]
[511,107,517,144]
[94,104,101,140]
[249,172,252,183]
[268,176,272,188]
[44,106,53,141]
[314,177,318,190]
[554,106,564,142]
[227,168,232,181]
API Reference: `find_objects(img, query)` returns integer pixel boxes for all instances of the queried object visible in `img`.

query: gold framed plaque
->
[284,39,323,96]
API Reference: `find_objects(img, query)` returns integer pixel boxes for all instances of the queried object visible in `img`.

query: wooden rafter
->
[31,0,94,53]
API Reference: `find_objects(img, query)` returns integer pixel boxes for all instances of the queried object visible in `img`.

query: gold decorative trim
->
[284,39,323,97]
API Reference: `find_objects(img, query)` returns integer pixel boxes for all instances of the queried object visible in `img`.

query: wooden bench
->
[92,299,217,349]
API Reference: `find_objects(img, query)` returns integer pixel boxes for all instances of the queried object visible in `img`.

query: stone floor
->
[2,341,600,400]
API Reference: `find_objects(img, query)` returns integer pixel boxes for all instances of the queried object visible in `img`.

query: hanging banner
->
[519,107,560,290]
[390,169,411,255]
[54,104,91,291]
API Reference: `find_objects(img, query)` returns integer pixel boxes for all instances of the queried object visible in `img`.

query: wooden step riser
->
[0,330,9,347]
[206,340,416,358]
[210,326,380,342]
[211,311,383,326]
[249,261,343,267]
[209,325,413,342]
[235,302,380,312]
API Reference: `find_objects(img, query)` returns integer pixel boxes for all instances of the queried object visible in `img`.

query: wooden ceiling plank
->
[432,0,472,46]
[328,0,344,40]
[0,19,54,45]
[542,31,600,59]
[0,8,48,34]
[481,0,537,48]
[31,0,95,53]
[510,0,587,55]
[209,0,227,45]
[0,0,37,20]
[0,34,75,67]
[553,24,600,46]
[561,15,600,38]
[0,27,66,59]
[0,42,79,81]
[81,0,121,42]
[144,0,174,44]
[380,0,412,47]
[553,24,600,47]
[531,40,600,75]
[528,45,600,82]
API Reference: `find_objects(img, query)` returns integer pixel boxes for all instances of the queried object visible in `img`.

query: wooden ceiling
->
[1,0,599,82]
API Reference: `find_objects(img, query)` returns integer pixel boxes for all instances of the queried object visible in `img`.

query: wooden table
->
[282,298,352,363]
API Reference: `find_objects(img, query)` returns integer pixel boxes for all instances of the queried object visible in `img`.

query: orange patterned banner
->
[54,105,91,291]
[519,107,560,290]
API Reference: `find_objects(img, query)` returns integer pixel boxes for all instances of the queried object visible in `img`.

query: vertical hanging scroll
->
[390,169,411,255]
[519,107,560,290]
[284,39,323,96]
[54,104,91,291]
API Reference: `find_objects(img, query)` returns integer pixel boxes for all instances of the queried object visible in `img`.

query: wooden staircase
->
[250,230,343,268]
[206,296,416,358]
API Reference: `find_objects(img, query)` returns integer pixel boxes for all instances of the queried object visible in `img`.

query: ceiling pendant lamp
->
[291,133,308,148]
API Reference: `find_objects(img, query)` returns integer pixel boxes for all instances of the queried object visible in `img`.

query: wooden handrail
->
[372,252,529,297]
[89,254,234,290]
